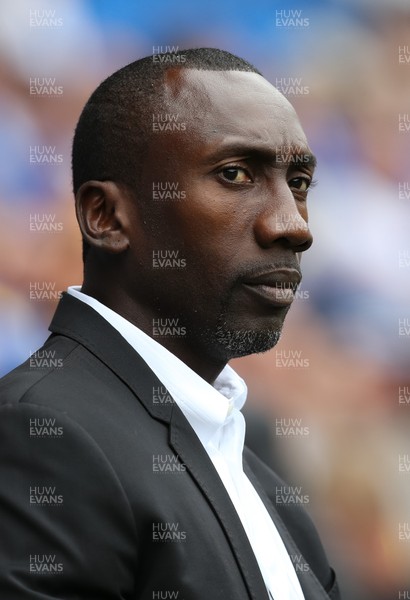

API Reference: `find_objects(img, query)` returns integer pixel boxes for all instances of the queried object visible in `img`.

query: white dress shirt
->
[67,286,305,600]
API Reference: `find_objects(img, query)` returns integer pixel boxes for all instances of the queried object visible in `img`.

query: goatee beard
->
[212,320,283,359]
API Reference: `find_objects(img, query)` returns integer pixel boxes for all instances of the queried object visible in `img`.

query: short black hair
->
[72,47,261,260]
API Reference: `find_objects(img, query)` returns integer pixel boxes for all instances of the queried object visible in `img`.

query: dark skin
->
[76,70,315,384]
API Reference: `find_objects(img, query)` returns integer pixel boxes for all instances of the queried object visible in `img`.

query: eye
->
[288,177,314,192]
[219,166,253,184]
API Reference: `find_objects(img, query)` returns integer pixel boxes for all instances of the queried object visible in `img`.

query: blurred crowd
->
[1,0,409,597]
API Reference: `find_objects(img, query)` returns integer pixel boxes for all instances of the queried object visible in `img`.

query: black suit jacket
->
[0,293,341,599]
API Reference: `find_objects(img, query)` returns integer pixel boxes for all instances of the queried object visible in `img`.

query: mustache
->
[235,258,302,283]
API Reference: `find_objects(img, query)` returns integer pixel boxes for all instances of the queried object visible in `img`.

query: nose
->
[253,184,313,253]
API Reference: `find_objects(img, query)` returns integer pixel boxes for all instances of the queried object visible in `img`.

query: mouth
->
[242,268,301,307]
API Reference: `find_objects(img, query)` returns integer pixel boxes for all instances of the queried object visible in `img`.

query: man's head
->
[72,48,262,246]
[72,48,315,372]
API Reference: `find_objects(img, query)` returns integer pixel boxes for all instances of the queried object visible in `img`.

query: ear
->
[75,181,131,254]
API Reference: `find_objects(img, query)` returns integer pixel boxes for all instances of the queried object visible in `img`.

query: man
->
[0,48,340,599]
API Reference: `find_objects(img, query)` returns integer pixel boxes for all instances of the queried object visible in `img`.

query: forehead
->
[163,69,309,151]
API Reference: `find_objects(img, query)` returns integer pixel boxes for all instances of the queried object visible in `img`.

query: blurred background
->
[1,0,409,596]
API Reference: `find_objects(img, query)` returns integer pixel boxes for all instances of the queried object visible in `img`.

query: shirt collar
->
[67,286,248,447]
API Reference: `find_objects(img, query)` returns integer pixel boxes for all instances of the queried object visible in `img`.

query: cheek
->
[181,179,257,241]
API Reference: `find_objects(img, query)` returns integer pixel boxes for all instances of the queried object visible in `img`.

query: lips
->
[242,268,301,306]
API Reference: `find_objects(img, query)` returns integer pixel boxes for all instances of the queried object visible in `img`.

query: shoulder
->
[0,334,82,405]
[0,332,136,418]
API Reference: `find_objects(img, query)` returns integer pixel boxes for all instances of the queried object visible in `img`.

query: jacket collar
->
[49,292,173,423]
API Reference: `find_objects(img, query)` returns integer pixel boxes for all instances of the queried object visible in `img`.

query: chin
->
[214,325,283,359]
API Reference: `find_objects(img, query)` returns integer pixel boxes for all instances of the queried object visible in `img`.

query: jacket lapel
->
[243,457,331,600]
[169,404,270,600]
[49,293,269,600]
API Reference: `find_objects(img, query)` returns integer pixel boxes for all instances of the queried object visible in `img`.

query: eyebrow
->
[203,142,317,170]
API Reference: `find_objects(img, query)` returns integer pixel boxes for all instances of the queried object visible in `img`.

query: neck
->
[80,281,226,384]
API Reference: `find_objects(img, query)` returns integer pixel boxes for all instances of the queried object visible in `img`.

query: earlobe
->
[75,181,130,254]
